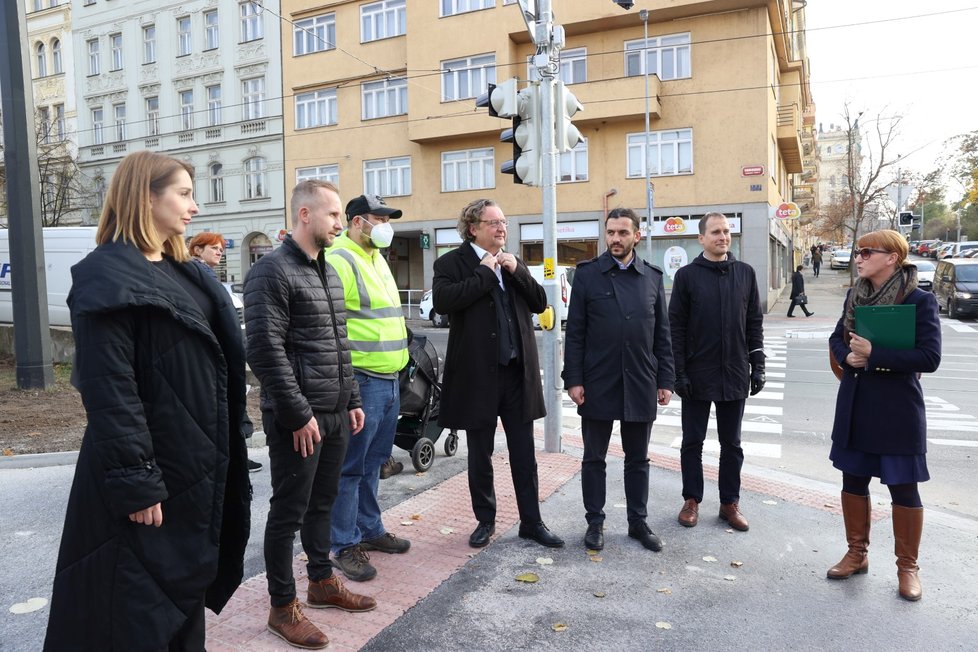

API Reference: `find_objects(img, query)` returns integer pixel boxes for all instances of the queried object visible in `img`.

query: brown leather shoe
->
[267,598,328,649]
[719,502,749,531]
[678,499,699,527]
[307,574,377,612]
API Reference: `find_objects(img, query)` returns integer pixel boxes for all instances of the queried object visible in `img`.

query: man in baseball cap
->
[344,194,403,220]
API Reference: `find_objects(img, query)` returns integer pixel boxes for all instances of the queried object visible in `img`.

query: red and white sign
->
[742,165,765,177]
[774,202,801,220]
[662,216,687,234]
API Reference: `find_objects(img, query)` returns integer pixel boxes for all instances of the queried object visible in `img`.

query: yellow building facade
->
[281,0,814,311]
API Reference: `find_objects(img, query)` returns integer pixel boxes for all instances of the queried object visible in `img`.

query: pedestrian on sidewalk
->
[244,180,374,650]
[325,194,412,583]
[669,212,765,533]
[563,208,676,553]
[826,229,941,602]
[44,151,252,651]
[787,265,814,317]
[812,246,823,277]
[433,198,565,550]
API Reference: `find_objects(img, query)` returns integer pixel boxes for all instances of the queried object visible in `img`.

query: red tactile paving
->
[205,438,582,650]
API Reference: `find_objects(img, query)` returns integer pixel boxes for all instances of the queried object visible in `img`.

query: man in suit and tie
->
[432,198,564,550]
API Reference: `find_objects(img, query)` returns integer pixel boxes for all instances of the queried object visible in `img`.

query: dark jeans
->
[787,297,813,317]
[680,398,746,505]
[813,262,821,277]
[264,410,348,607]
[465,361,542,524]
[581,418,653,526]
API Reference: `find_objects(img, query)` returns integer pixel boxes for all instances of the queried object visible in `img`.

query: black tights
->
[842,473,922,508]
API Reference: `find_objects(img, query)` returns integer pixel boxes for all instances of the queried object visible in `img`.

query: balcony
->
[777,102,803,173]
[241,120,266,134]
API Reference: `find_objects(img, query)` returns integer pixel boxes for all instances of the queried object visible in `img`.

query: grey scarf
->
[843,263,919,335]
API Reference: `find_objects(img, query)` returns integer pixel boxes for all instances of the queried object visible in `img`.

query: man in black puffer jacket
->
[245,180,373,650]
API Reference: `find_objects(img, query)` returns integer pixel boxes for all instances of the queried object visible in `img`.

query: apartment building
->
[71,0,286,283]
[282,0,814,310]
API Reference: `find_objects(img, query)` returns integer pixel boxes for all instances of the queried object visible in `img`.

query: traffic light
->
[553,80,583,152]
[898,211,914,226]
[475,78,520,118]
[500,85,542,186]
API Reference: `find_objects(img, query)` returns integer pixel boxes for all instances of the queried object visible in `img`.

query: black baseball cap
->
[345,194,402,219]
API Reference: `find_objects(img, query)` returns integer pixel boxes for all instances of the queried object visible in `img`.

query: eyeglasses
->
[479,219,508,228]
[853,247,890,260]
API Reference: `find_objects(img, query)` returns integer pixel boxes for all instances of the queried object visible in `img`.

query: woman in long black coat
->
[44,151,251,650]
[826,229,940,602]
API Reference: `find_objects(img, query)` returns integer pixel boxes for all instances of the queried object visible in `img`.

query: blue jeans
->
[330,373,399,553]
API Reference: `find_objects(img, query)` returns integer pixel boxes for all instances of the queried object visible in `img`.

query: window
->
[206,85,222,126]
[441,53,495,102]
[204,10,219,50]
[110,33,123,71]
[442,148,494,192]
[627,129,693,177]
[209,163,224,202]
[36,43,47,77]
[242,77,265,120]
[52,39,62,74]
[54,104,65,141]
[177,16,191,56]
[440,0,492,17]
[113,103,126,142]
[180,90,194,130]
[624,33,691,81]
[361,0,405,42]
[362,77,407,119]
[92,108,104,145]
[294,13,335,55]
[145,97,159,136]
[38,107,51,143]
[87,39,100,75]
[244,157,267,198]
[364,156,411,196]
[296,164,339,184]
[240,1,263,42]
[143,25,156,63]
[558,138,588,183]
[295,89,337,129]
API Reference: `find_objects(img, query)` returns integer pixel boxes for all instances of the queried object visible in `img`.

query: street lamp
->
[640,9,653,262]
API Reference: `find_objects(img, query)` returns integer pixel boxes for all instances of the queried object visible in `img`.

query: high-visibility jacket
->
[325,233,408,374]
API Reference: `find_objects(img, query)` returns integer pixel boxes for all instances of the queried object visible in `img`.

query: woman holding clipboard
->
[826,229,941,602]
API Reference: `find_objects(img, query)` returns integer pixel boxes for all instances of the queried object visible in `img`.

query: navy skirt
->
[830,442,930,484]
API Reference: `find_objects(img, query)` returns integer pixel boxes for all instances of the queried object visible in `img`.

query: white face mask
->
[361,218,394,248]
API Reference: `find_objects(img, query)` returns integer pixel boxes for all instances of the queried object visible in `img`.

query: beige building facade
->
[281,0,814,311]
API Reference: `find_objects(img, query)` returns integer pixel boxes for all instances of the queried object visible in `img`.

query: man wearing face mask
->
[324,194,411,582]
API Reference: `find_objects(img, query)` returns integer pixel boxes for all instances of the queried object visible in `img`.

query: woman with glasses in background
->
[826,229,941,602]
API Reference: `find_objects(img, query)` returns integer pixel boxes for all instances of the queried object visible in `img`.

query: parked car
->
[933,259,978,319]
[935,243,955,260]
[916,240,940,257]
[829,248,852,269]
[962,248,978,259]
[418,290,449,328]
[941,241,978,259]
[913,260,936,292]
[930,242,947,259]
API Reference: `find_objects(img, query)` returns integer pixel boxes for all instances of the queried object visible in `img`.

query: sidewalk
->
[206,420,978,651]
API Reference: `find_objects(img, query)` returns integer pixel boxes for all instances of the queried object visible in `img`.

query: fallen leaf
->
[414,472,425,476]
[297,552,308,561]
[2,449,13,457]
[730,561,743,568]
[400,520,415,526]
[762,499,778,505]
[552,623,568,632]
[586,549,600,556]
[439,527,454,535]
[515,572,539,583]
[589,556,603,563]
[724,575,737,581]
[655,622,672,630]
[592,591,606,598]
[823,503,835,508]
[536,557,554,565]
[702,555,717,563]
[656,587,672,594]
[9,598,47,614]
[410,514,422,520]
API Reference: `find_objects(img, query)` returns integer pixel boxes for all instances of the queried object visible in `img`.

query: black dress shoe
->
[518,521,565,548]
[247,458,262,472]
[628,522,663,552]
[584,523,604,550]
[469,521,495,548]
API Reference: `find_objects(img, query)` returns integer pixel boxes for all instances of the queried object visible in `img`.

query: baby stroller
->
[394,333,458,472]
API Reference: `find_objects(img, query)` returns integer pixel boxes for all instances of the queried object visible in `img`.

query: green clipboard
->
[854,304,916,350]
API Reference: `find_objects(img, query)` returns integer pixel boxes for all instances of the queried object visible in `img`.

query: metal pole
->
[641,10,653,262]
[1,0,54,388]
[536,0,561,453]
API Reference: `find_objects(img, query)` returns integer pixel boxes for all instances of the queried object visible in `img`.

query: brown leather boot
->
[307,574,378,612]
[718,502,749,531]
[827,492,871,579]
[267,598,328,649]
[892,504,924,601]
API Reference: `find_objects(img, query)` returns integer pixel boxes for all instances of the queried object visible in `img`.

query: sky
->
[804,0,977,199]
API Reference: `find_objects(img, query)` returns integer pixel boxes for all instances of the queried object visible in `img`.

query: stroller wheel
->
[444,431,459,457]
[411,438,435,472]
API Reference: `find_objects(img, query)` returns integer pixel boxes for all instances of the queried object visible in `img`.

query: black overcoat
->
[790,270,805,299]
[44,241,251,651]
[829,288,941,455]
[562,252,675,421]
[432,242,547,429]
[668,252,764,401]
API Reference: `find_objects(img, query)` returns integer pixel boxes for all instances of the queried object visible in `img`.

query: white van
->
[528,264,574,327]
[0,227,98,327]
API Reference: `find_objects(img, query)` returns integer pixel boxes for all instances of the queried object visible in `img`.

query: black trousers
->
[581,418,653,527]
[680,398,746,505]
[787,297,813,316]
[465,361,542,524]
[264,411,348,607]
